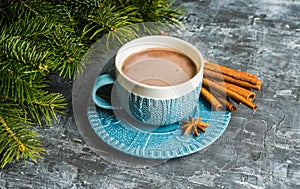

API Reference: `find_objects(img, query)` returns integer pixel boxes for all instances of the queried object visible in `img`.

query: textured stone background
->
[1,0,300,188]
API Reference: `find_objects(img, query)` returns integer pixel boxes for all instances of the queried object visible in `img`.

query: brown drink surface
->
[122,48,198,86]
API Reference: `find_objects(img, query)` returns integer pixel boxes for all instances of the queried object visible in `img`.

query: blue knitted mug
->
[92,36,204,126]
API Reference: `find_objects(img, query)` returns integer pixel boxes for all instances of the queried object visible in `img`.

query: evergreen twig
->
[0,103,45,168]
[0,0,183,168]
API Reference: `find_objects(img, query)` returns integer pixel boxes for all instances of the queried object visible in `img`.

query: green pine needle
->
[0,103,45,168]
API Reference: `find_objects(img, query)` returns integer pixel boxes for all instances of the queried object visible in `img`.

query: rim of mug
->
[115,35,204,98]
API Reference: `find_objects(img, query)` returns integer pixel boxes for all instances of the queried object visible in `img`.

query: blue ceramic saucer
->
[87,97,231,159]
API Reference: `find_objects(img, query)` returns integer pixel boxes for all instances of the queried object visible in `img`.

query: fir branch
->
[1,0,44,25]
[46,26,87,79]
[7,17,54,40]
[0,18,57,75]
[0,0,184,168]
[0,90,66,127]
[0,62,49,102]
[23,90,67,126]
[19,0,44,18]
[82,2,142,40]
[0,37,50,73]
[123,0,183,25]
[0,104,45,168]
[0,116,25,154]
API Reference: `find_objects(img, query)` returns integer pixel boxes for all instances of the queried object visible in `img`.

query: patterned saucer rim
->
[87,97,231,159]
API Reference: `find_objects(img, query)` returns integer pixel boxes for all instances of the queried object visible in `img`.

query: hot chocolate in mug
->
[92,35,204,126]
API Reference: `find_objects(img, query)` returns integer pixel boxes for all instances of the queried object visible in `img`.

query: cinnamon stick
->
[209,88,238,111]
[221,82,255,101]
[214,94,236,112]
[205,61,259,82]
[204,69,262,90]
[202,78,257,110]
[207,82,251,104]
[200,87,223,111]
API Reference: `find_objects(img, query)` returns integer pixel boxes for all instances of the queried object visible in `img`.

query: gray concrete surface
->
[1,0,300,188]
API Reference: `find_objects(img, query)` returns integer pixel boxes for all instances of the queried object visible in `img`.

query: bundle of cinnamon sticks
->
[201,61,262,112]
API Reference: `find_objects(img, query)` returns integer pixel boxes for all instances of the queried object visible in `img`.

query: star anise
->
[181,116,210,136]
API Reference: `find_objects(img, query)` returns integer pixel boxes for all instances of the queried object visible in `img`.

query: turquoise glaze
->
[116,81,201,125]
[93,73,202,125]
[87,97,231,159]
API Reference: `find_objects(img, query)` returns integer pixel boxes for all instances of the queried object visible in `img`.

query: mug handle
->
[92,74,116,109]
